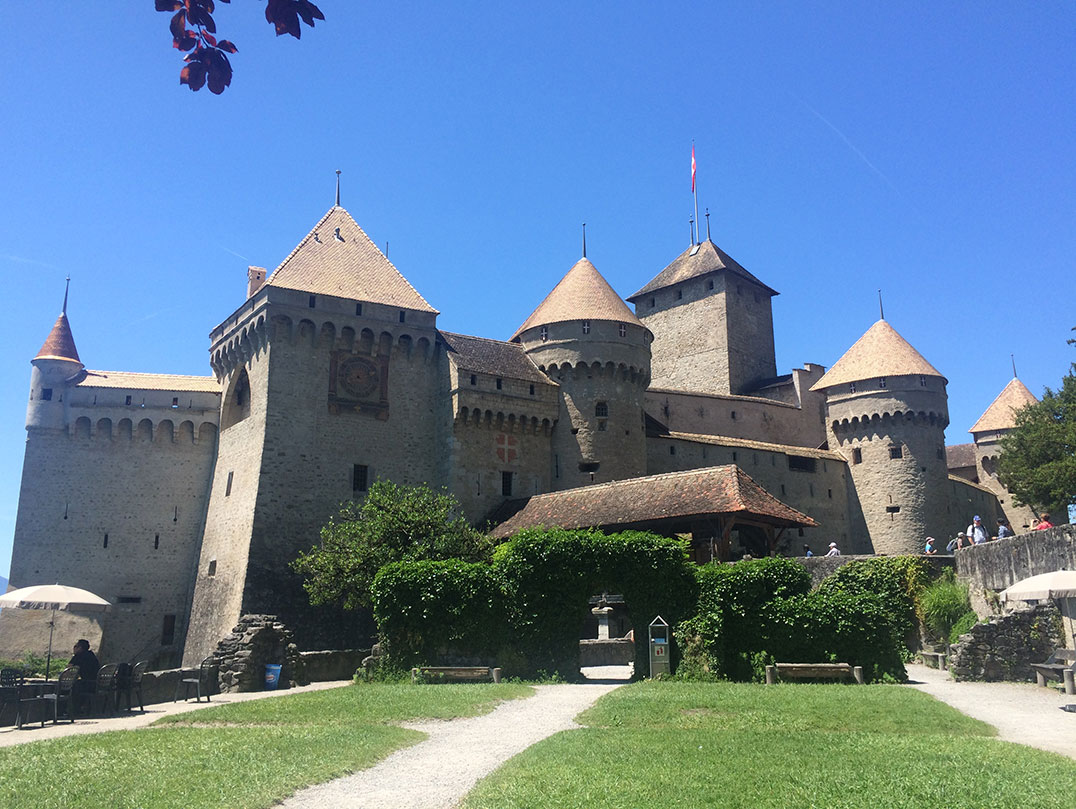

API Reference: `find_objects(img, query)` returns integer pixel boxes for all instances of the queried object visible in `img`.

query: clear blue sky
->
[1,3,1073,576]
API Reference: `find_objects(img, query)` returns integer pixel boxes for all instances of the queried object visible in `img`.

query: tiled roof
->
[440,332,553,384]
[810,319,945,390]
[491,465,818,539]
[511,257,643,340]
[661,429,844,461]
[945,443,977,470]
[265,206,437,313]
[969,377,1038,434]
[77,371,221,393]
[34,313,81,364]
[628,240,777,300]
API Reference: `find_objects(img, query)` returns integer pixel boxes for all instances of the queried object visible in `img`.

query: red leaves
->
[157,0,322,95]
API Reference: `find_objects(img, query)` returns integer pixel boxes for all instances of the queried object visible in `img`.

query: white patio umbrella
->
[0,584,111,679]
[1000,569,1076,650]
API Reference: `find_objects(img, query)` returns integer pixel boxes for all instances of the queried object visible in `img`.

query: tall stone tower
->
[810,319,951,554]
[968,376,1055,530]
[627,240,777,396]
[512,256,651,489]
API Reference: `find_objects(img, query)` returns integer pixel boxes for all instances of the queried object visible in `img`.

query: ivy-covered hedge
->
[495,528,698,676]
[371,559,505,665]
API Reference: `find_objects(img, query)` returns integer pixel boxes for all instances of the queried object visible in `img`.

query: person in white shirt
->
[825,542,840,557]
[966,516,989,545]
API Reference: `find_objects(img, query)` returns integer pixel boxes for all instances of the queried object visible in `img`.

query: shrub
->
[949,610,979,644]
[919,574,971,644]
[816,556,929,653]
[371,559,505,666]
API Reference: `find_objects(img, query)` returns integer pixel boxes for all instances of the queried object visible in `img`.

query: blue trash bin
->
[264,664,282,690]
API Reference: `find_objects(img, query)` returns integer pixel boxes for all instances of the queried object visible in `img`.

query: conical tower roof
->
[969,377,1037,434]
[810,319,945,391]
[34,285,81,365]
[511,257,643,341]
[265,206,437,313]
[627,239,777,301]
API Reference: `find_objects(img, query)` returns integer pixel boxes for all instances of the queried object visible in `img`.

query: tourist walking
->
[966,516,989,545]
[924,537,937,555]
[996,518,1014,540]
[825,542,840,557]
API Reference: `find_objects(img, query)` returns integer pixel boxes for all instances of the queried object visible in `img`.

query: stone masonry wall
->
[214,614,303,692]
[949,603,1062,682]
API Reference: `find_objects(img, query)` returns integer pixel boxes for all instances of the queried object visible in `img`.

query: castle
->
[1,202,1050,668]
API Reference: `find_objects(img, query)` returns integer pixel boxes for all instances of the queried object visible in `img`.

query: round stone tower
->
[810,319,950,555]
[27,285,84,431]
[512,256,651,490]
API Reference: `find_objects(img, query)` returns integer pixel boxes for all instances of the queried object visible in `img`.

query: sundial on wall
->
[329,351,389,419]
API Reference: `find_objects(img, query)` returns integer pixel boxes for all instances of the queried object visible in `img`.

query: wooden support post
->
[853,666,865,684]
[492,667,503,684]
[765,665,776,685]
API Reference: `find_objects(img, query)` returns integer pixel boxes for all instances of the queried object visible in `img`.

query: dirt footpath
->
[905,662,1076,760]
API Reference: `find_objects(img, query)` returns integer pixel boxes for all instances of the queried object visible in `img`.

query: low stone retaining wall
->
[579,638,634,666]
[299,649,370,682]
[949,604,1063,682]
[796,554,953,589]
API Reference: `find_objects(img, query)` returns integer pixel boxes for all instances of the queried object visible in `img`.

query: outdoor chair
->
[93,663,120,716]
[40,666,79,724]
[175,656,216,703]
[118,661,149,711]
[0,668,24,724]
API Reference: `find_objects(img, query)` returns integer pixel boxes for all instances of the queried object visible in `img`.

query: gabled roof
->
[490,465,817,539]
[77,371,220,393]
[265,206,437,313]
[510,257,643,340]
[945,442,977,470]
[810,319,945,391]
[440,331,554,384]
[969,377,1038,434]
[34,312,81,364]
[628,240,777,301]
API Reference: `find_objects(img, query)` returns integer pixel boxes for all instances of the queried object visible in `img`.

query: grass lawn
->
[461,681,1076,809]
[0,682,532,809]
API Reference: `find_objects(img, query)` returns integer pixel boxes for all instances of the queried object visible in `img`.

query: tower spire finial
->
[335,169,341,207]
[582,223,586,258]
[1011,353,1018,379]
[62,276,70,316]
[878,289,885,321]
[705,208,711,242]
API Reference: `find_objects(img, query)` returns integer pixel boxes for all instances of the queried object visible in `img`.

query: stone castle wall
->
[2,379,218,667]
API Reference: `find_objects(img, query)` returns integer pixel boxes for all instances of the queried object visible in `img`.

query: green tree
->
[997,333,1076,516]
[293,480,492,610]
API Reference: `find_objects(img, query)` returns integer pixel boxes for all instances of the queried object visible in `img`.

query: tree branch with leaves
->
[156,0,324,95]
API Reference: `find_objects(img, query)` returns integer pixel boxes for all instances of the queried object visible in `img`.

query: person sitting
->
[69,639,100,716]
[1035,514,1054,530]
[924,537,937,555]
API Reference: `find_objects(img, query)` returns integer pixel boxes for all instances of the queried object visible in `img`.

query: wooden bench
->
[765,663,865,685]
[1030,649,1075,695]
[919,651,948,670]
[411,666,503,684]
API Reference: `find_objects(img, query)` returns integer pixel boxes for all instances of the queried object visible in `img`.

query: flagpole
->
[692,141,699,245]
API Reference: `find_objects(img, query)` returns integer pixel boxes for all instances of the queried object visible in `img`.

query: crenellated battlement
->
[455,406,555,436]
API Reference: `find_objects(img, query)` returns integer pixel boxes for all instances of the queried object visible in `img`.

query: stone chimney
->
[247,266,267,298]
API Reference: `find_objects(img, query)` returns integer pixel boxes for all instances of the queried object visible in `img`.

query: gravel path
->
[277,681,621,809]
[905,663,1076,760]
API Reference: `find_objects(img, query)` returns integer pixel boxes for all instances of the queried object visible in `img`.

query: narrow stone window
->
[356,303,363,316]
[161,615,176,646]
[41,388,53,401]
[886,505,901,514]
[732,451,738,462]
[809,483,815,496]
[353,464,369,493]
[849,382,857,393]
[582,320,591,334]
[878,377,887,389]
[171,397,179,408]
[529,384,535,395]
[828,488,833,499]
[125,395,132,405]
[154,533,160,550]
[208,559,217,577]
[496,378,503,390]
[226,471,234,496]
[676,289,683,300]
[595,401,608,418]
[554,454,560,479]
[540,325,548,341]
[103,533,109,549]
[780,484,786,496]
[669,445,676,456]
[889,446,903,459]
[649,298,655,308]
[852,448,862,465]
[707,279,714,290]
[399,311,406,323]
[618,323,626,338]
[730,410,737,420]
[501,471,513,497]
[919,375,927,386]
[308,295,316,308]
[470,374,477,386]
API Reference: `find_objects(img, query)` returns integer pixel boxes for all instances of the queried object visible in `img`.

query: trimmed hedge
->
[371,559,504,665]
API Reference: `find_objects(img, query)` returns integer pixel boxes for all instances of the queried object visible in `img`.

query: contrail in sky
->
[220,246,251,262]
